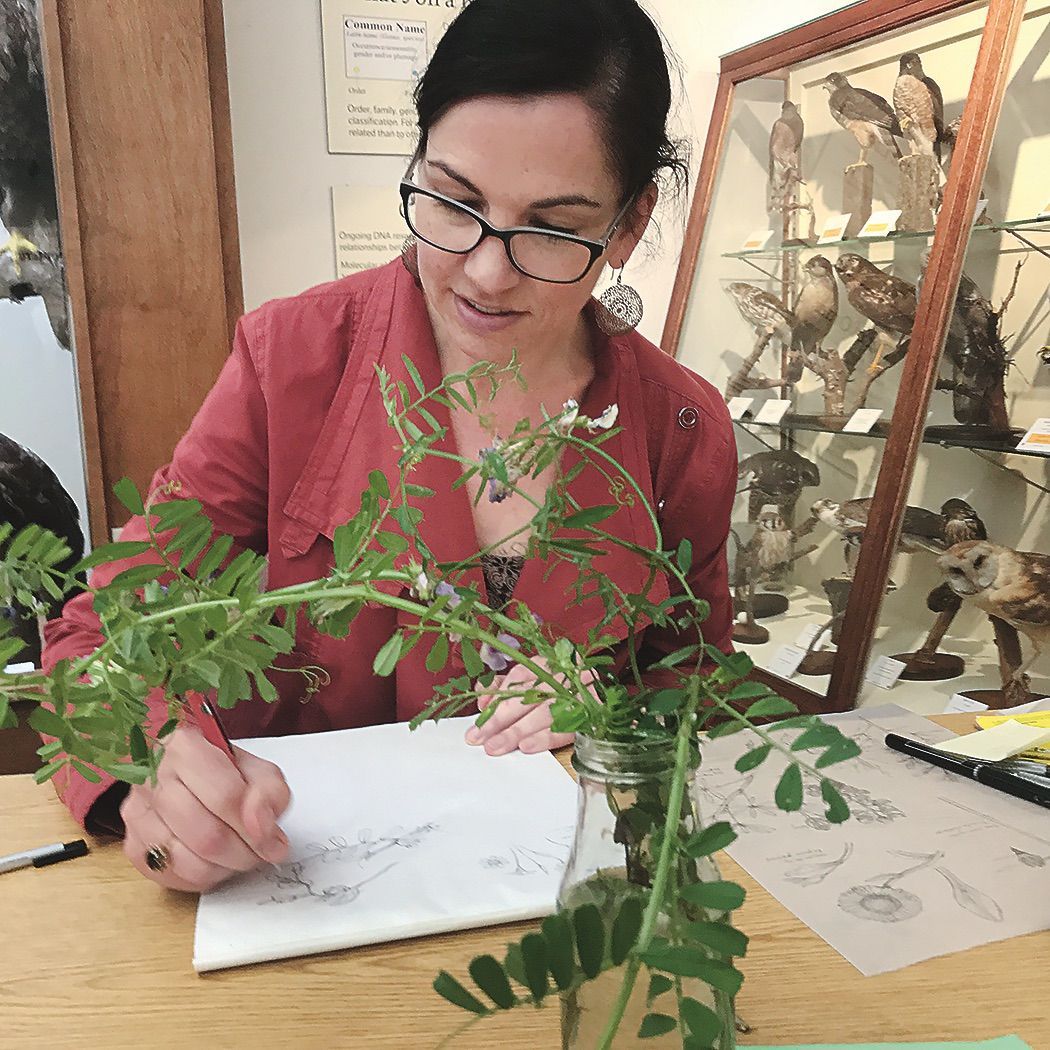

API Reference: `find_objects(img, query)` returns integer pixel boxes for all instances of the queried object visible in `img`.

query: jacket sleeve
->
[635,389,737,687]
[40,312,270,829]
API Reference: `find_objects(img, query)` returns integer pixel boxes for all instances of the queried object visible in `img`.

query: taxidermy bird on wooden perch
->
[821,71,903,166]
[0,0,69,349]
[0,432,84,665]
[768,100,805,212]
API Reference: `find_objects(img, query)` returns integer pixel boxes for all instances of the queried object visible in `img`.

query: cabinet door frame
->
[661,0,1026,711]
[39,0,243,544]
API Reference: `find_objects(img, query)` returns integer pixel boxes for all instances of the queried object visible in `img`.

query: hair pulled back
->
[414,0,687,205]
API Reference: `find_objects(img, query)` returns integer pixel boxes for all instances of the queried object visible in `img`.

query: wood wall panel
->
[47,0,239,529]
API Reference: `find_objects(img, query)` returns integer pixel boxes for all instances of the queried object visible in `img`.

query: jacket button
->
[677,407,698,429]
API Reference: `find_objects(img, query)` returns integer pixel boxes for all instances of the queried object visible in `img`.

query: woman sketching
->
[41,0,736,892]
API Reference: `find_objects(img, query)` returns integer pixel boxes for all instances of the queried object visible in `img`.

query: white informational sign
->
[1015,418,1050,455]
[817,213,851,244]
[726,396,755,420]
[321,1,468,154]
[768,645,807,679]
[740,229,775,252]
[796,624,831,652]
[971,198,990,224]
[753,399,792,426]
[842,408,883,434]
[857,209,902,238]
[943,693,990,714]
[1038,200,1050,219]
[331,183,406,278]
[865,656,906,690]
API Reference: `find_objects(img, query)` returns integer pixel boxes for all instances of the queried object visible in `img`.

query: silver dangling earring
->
[596,266,643,336]
[400,234,420,280]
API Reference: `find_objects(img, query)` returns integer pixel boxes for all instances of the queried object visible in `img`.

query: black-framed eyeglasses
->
[399,180,634,285]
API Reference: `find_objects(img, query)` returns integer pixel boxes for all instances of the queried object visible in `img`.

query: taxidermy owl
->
[821,71,903,165]
[939,540,1050,678]
[894,52,945,161]
[768,100,805,212]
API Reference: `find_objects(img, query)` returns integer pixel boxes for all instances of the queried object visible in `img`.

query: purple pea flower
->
[480,632,521,673]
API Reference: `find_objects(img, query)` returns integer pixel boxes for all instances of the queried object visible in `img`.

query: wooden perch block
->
[842,163,873,239]
[897,154,939,232]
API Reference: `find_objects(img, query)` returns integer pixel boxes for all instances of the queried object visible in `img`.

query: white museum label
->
[752,399,792,425]
[795,624,831,652]
[768,645,807,679]
[865,656,906,690]
[740,229,775,252]
[727,396,754,420]
[2,661,35,675]
[817,213,851,244]
[842,408,883,434]
[1016,418,1050,454]
[944,693,990,714]
[971,198,990,225]
[1038,201,1050,219]
[857,209,902,238]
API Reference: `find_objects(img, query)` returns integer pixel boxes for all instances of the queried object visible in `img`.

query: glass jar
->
[557,734,737,1049]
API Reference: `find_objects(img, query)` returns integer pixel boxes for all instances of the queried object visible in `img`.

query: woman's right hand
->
[119,725,292,893]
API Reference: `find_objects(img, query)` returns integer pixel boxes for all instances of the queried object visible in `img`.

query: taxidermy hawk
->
[940,498,987,547]
[822,72,903,166]
[0,0,68,348]
[725,282,795,341]
[0,431,84,664]
[738,449,821,523]
[894,52,945,161]
[791,255,839,354]
[834,254,918,372]
[768,100,805,212]
[812,496,944,576]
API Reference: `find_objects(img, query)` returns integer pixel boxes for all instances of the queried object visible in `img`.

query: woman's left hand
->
[465,660,588,756]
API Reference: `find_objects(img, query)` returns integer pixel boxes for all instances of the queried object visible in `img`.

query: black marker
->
[0,839,88,874]
[885,733,1050,810]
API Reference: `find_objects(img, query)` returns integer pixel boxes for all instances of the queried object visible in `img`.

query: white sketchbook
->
[700,705,1050,976]
[193,718,578,972]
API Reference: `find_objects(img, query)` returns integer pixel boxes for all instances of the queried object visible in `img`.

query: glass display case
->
[664,0,1044,712]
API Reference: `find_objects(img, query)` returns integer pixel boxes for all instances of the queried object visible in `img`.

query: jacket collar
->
[281,260,669,646]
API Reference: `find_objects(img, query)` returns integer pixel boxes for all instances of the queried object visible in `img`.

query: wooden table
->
[2,715,1045,1049]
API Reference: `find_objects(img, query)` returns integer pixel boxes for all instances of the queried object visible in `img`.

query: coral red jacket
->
[42,259,736,827]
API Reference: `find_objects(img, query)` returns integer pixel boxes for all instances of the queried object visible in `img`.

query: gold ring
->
[145,843,172,873]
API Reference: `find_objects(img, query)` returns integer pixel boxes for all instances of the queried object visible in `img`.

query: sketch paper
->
[700,705,1050,975]
[746,1040,1030,1050]
[193,718,577,972]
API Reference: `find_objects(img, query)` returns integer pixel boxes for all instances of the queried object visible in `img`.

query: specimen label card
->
[740,229,774,252]
[818,213,851,244]
[768,644,807,679]
[865,656,906,690]
[331,183,405,278]
[727,396,754,420]
[857,209,902,238]
[700,704,1050,975]
[1015,418,1050,454]
[193,718,578,972]
[842,408,883,434]
[944,693,990,714]
[321,1,468,154]
[796,624,831,652]
[753,399,792,425]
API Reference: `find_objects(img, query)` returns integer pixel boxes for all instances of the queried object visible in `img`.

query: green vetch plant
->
[0,355,861,1048]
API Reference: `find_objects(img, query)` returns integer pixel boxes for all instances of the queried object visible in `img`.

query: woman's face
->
[414,93,652,366]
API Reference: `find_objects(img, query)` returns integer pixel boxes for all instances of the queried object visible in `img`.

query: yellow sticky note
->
[935,720,1050,761]
[977,712,1050,729]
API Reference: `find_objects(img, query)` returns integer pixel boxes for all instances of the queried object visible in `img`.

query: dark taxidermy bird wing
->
[0,0,58,230]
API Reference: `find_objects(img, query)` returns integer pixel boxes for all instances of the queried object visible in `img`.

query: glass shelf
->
[722,215,1050,260]
[735,412,1037,457]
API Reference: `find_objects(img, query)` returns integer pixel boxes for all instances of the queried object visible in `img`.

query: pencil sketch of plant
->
[837,850,942,924]
[701,773,780,833]
[935,865,1003,921]
[479,829,573,876]
[800,780,903,832]
[1011,846,1049,868]
[303,822,439,868]
[942,797,1050,849]
[784,842,854,886]
[260,860,397,906]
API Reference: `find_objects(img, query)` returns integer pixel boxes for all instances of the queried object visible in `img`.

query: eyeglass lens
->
[404,190,595,283]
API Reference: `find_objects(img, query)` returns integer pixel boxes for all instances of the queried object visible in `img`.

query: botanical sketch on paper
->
[479,826,573,876]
